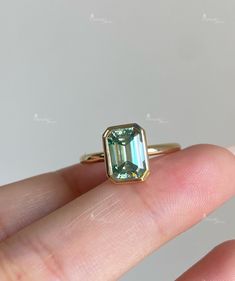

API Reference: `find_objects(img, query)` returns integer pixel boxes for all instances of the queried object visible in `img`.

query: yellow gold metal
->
[80,143,181,164]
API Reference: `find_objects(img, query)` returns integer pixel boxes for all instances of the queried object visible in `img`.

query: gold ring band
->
[80,143,181,164]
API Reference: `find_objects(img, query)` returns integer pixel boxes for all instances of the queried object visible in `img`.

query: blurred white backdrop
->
[0,0,235,280]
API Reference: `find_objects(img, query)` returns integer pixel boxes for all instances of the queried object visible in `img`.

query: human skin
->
[0,144,234,280]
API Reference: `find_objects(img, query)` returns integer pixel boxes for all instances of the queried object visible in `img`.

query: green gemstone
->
[103,123,150,183]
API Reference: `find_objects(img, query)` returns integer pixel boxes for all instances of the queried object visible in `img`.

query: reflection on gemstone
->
[103,123,150,183]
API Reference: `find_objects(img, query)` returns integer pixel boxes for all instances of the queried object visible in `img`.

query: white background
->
[0,0,235,280]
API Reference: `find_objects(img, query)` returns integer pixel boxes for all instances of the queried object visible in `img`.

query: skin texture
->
[0,144,234,280]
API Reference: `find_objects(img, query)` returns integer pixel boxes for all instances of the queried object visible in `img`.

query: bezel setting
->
[102,123,150,184]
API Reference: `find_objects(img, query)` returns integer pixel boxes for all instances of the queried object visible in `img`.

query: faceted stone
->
[102,123,150,183]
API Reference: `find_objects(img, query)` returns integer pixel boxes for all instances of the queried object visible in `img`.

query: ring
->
[80,123,181,184]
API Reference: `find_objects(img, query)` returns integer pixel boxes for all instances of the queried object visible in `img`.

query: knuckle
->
[0,232,67,281]
[0,240,23,281]
[0,216,11,241]
[17,232,67,281]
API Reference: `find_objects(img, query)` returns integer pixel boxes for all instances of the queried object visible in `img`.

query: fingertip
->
[138,143,235,239]
[177,240,235,281]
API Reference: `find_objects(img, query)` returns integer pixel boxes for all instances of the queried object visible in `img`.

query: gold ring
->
[80,123,181,184]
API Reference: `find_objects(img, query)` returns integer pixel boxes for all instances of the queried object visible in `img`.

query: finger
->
[0,162,106,240]
[176,240,235,281]
[0,145,234,281]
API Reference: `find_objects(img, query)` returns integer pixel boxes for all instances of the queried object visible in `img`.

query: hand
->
[0,144,234,280]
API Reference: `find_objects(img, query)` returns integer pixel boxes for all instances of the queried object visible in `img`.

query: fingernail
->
[227,146,235,156]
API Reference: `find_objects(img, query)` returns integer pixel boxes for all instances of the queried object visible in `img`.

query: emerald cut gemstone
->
[103,123,150,183]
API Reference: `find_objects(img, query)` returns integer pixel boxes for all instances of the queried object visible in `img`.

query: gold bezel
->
[102,123,150,184]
